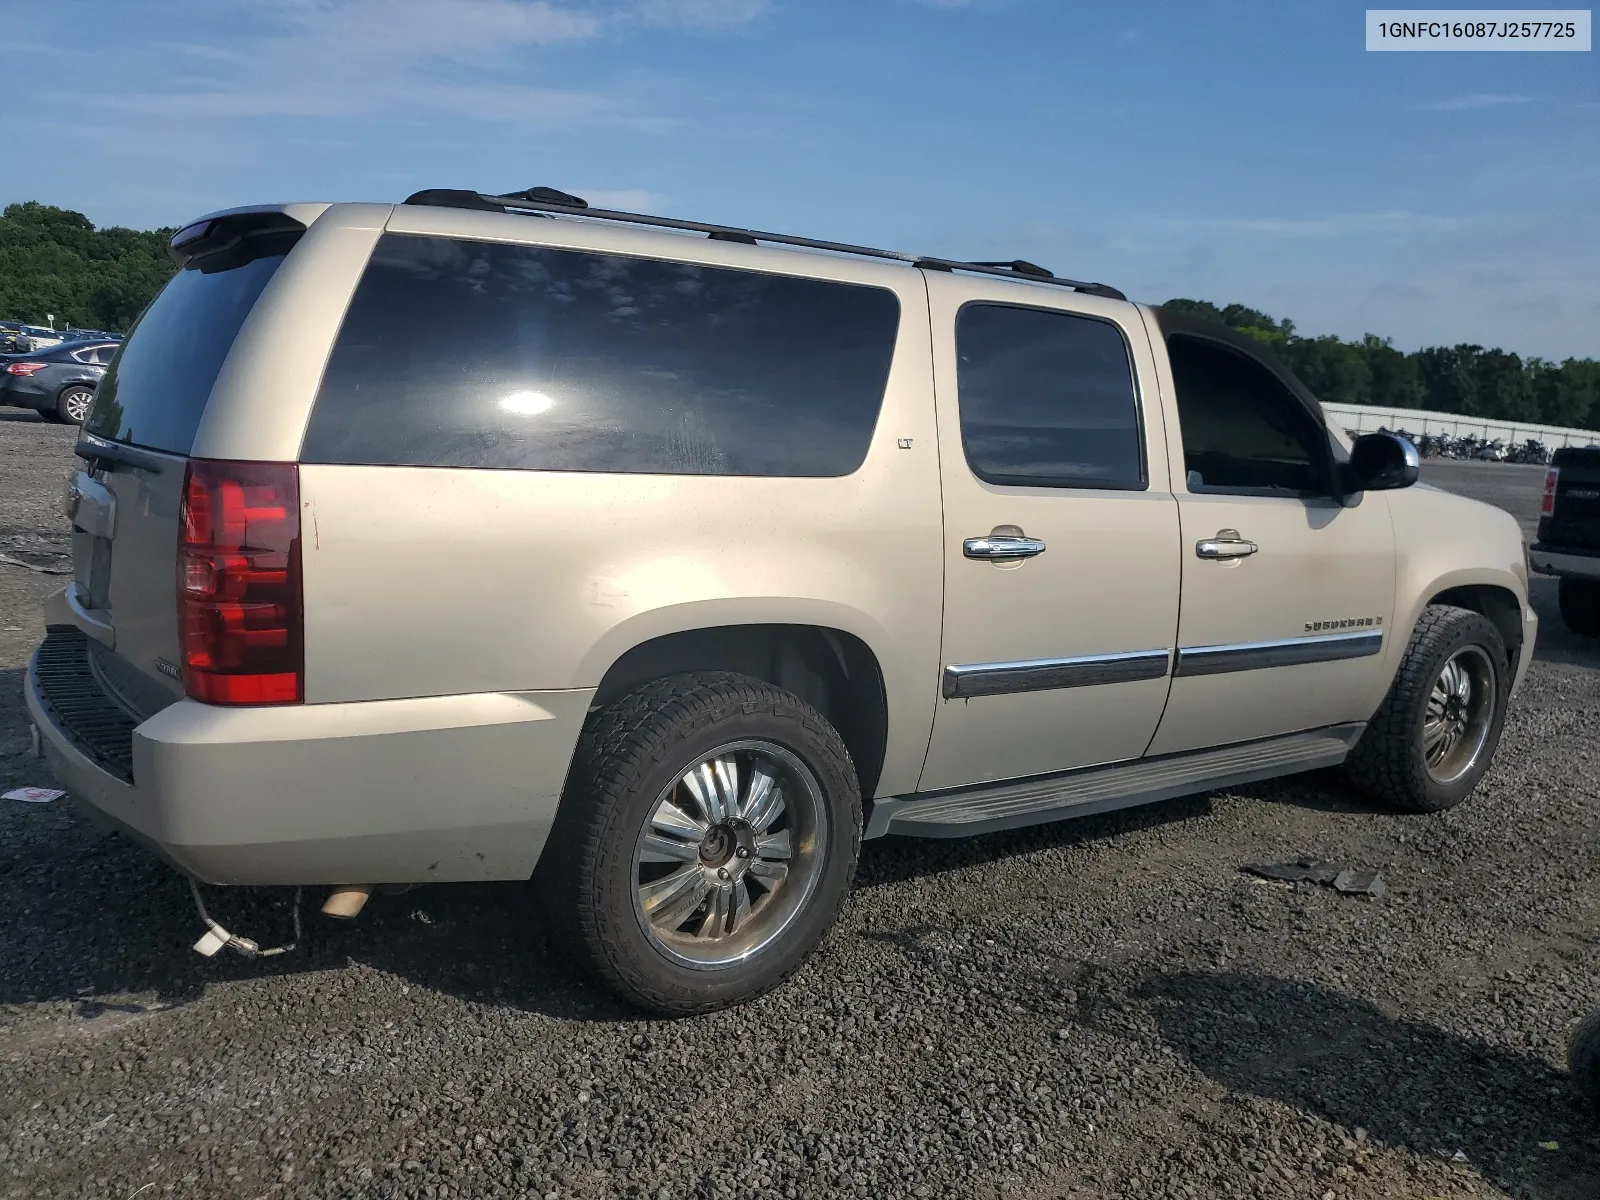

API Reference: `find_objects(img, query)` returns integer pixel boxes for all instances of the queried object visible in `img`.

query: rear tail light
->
[5,361,47,376]
[177,459,303,705]
[1541,467,1560,515]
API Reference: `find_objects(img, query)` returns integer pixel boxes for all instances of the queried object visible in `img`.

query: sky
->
[4,0,1597,359]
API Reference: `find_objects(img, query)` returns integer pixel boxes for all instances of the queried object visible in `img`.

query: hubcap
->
[631,739,827,970]
[1422,645,1496,784]
[63,389,92,422]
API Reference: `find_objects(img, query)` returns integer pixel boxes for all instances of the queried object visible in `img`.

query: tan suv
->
[27,189,1537,1013]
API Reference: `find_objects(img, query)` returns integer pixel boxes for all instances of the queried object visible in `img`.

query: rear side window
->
[86,254,286,453]
[301,234,901,476]
[955,303,1144,489]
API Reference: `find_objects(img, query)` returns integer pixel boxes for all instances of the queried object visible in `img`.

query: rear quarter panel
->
[297,216,944,798]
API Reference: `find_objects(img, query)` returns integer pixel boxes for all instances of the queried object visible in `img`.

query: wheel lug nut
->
[717,867,730,881]
[736,847,751,859]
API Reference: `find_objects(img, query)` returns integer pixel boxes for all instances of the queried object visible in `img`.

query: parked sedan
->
[0,340,118,423]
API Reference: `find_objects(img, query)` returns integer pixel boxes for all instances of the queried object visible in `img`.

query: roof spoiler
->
[168,211,309,271]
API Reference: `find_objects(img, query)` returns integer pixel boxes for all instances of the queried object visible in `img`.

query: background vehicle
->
[1531,446,1600,635]
[0,323,63,353]
[26,194,1536,1014]
[0,339,116,423]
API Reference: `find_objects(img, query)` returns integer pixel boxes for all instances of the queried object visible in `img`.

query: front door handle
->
[964,534,1047,561]
[1196,528,1258,560]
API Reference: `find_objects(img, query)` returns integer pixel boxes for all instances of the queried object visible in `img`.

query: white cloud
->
[54,0,759,134]
[1418,94,1533,112]
[630,0,770,28]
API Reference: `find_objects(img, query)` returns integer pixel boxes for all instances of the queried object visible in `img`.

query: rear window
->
[85,252,287,454]
[300,234,902,476]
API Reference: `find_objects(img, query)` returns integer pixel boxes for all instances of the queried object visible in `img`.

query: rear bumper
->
[26,626,594,886]
[1530,543,1600,582]
[0,377,47,411]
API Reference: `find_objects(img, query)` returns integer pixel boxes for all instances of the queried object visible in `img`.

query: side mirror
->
[1346,432,1420,493]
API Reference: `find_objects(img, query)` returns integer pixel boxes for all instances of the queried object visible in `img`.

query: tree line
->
[0,202,176,334]
[2,201,1595,429]
[1162,299,1600,431]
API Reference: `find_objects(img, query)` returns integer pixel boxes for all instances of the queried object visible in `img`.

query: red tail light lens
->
[1541,467,1560,516]
[177,460,303,704]
[5,361,48,376]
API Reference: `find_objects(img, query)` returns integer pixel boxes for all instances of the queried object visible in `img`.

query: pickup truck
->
[27,194,1538,1012]
[1531,446,1600,636]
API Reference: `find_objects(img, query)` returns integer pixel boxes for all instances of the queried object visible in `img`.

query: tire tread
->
[547,671,860,1015]
[1343,604,1507,813]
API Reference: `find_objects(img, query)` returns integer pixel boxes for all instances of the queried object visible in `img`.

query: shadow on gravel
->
[1529,576,1600,668]
[0,828,637,1024]
[1142,970,1600,1200]
[0,411,49,423]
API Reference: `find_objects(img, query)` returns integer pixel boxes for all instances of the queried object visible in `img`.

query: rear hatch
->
[1541,447,1600,553]
[66,212,305,719]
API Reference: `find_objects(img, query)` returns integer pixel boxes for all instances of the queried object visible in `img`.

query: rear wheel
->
[1558,577,1600,638]
[56,385,94,425]
[1343,605,1509,813]
[546,672,861,1014]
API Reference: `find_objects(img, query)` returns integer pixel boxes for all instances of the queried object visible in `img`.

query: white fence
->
[1322,403,1600,449]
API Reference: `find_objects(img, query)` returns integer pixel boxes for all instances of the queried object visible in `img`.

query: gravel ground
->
[1,414,1596,1200]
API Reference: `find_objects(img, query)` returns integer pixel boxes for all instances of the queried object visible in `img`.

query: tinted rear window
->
[85,253,286,454]
[956,303,1144,489]
[301,234,901,476]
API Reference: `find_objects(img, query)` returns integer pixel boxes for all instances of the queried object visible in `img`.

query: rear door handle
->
[964,534,1047,561]
[1196,529,1258,559]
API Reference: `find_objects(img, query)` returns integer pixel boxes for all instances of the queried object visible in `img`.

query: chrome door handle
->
[1196,528,1258,560]
[964,535,1047,561]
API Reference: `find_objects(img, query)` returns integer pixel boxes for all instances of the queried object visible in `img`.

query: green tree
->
[0,201,175,332]
[1158,298,1595,428]
[1359,334,1424,410]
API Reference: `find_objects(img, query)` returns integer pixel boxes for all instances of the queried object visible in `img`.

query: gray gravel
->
[1,415,1597,1200]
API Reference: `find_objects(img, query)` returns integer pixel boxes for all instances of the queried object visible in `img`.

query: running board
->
[865,723,1364,840]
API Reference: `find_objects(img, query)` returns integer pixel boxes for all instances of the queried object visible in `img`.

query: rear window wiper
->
[74,432,168,474]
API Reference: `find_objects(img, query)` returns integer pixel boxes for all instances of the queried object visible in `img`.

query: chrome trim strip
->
[943,648,1171,700]
[1174,630,1383,678]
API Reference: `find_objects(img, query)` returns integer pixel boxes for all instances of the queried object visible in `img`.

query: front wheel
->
[546,672,861,1014]
[1558,577,1600,638]
[1342,605,1509,813]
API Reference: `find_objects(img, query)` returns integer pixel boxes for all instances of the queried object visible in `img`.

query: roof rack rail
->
[401,188,1127,301]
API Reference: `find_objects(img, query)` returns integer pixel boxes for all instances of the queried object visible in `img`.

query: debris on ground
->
[3,786,66,804]
[0,551,72,575]
[1241,860,1387,898]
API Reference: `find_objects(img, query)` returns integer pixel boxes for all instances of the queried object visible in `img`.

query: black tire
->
[544,672,862,1015]
[1558,577,1600,638]
[1571,1007,1600,1105]
[1342,605,1509,813]
[56,385,95,425]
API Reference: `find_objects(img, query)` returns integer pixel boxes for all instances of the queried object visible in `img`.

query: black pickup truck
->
[1531,445,1600,635]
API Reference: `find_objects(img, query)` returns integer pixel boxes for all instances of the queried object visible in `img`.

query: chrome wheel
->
[631,739,827,970]
[61,387,94,424]
[1422,645,1496,784]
